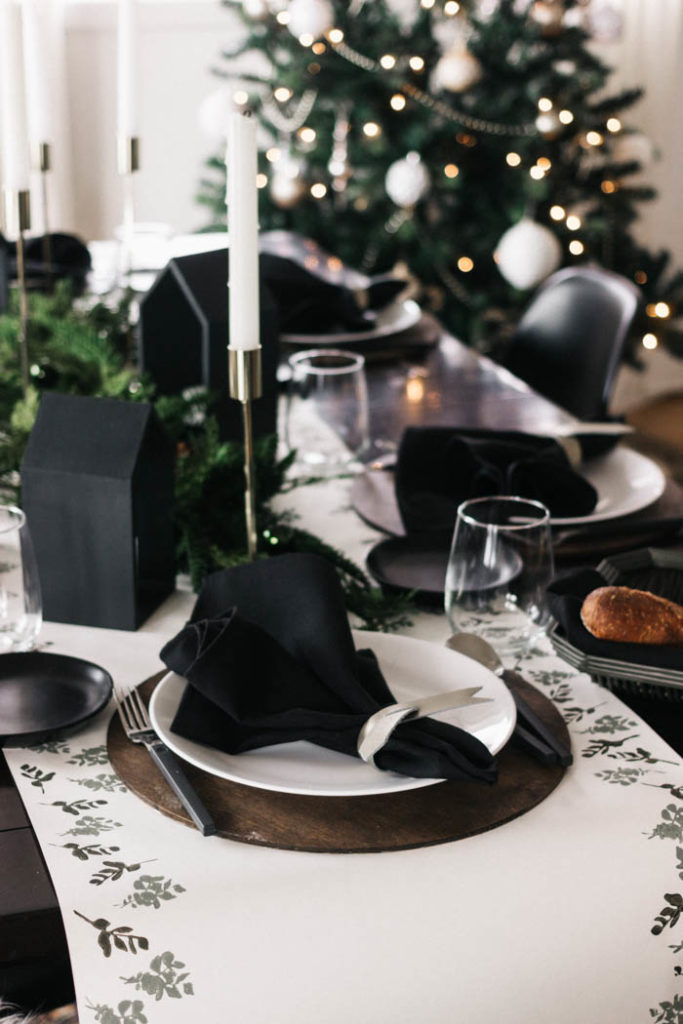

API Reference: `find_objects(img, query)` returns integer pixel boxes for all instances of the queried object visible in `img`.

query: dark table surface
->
[2,323,682,1013]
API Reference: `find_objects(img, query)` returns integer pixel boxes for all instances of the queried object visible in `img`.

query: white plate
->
[280,299,422,346]
[148,629,516,797]
[551,447,666,526]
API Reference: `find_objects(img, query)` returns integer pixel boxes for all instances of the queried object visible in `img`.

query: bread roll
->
[580,586,683,646]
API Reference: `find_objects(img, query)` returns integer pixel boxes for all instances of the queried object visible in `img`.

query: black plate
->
[367,536,450,604]
[0,651,113,746]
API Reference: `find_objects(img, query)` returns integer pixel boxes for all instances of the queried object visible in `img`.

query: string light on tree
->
[642,333,658,350]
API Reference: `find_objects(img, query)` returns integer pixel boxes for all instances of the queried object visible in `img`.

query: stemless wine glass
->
[286,349,369,473]
[0,505,42,652]
[445,496,554,659]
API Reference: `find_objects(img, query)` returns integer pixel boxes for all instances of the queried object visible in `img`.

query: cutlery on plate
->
[115,685,217,836]
[357,686,492,767]
[445,633,573,767]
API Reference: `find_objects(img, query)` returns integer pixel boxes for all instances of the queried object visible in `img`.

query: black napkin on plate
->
[259,231,405,335]
[394,426,599,537]
[160,553,497,783]
[547,567,683,670]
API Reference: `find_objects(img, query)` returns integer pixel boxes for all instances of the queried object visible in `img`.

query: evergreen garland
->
[0,286,414,632]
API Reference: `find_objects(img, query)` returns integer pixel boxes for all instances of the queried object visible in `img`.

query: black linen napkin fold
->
[394,426,598,537]
[160,553,497,783]
[547,568,683,670]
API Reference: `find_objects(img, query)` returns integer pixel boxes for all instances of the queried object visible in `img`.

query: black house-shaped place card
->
[21,393,176,630]
[138,248,279,441]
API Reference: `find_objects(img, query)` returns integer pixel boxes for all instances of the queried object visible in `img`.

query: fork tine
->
[128,687,151,729]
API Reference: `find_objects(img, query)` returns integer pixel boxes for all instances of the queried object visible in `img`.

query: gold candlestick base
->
[228,348,263,560]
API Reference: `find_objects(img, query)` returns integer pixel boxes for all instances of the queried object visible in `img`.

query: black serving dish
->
[0,651,113,746]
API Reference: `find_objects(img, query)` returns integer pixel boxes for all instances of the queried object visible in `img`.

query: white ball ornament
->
[496,217,562,290]
[286,0,334,39]
[535,109,562,139]
[385,152,431,208]
[431,45,483,93]
[242,0,269,19]
[270,154,307,209]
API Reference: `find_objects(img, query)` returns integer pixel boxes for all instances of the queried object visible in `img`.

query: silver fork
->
[115,685,216,836]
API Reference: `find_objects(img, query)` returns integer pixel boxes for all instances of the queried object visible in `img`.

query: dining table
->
[2,317,683,1023]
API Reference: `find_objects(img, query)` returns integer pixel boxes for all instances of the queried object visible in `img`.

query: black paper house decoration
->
[138,248,279,441]
[21,393,176,630]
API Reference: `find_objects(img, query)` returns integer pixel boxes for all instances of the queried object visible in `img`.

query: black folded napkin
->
[394,427,598,537]
[259,231,405,335]
[3,231,92,293]
[547,567,683,670]
[160,553,497,783]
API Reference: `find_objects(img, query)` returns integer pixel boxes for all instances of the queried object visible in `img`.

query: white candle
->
[117,0,137,139]
[21,0,51,146]
[227,112,261,351]
[0,0,31,191]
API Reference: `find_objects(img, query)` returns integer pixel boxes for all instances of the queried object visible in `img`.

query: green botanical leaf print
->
[47,798,108,815]
[90,860,155,886]
[74,911,149,958]
[646,784,683,802]
[19,764,56,791]
[70,773,127,793]
[583,739,677,764]
[67,745,109,767]
[28,738,71,755]
[649,993,683,1022]
[118,874,186,910]
[52,842,121,861]
[61,815,122,837]
[652,894,683,935]
[595,766,651,786]
[646,806,683,842]
[121,951,194,1001]
[86,999,148,1023]
[544,681,573,704]
[581,714,639,735]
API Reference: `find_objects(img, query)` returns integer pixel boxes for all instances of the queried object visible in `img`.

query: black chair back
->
[503,267,640,420]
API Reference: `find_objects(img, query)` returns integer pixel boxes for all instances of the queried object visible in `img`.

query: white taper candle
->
[117,0,137,139]
[227,111,261,351]
[21,0,51,146]
[0,0,31,191]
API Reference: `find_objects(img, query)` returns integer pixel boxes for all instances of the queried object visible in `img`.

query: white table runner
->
[4,475,683,1023]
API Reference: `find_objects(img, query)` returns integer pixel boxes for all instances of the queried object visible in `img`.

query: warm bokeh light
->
[601,180,617,194]
[327,28,344,43]
[380,54,397,69]
[299,126,316,144]
[409,56,425,71]
[606,117,622,133]
[550,205,566,220]
[363,121,381,138]
[274,87,292,102]
[634,270,648,285]
[256,173,268,189]
[566,214,582,230]
[655,301,671,318]
[265,147,281,162]
[444,0,460,13]
[312,41,326,55]
[529,166,545,180]
[537,157,552,170]
[586,130,604,146]
[569,240,585,255]
[457,256,474,272]
[233,90,249,106]
[390,93,407,111]
[558,109,574,124]
[299,33,314,47]
[538,97,553,112]
[276,10,290,23]
[406,376,426,403]
[421,0,435,7]
[642,333,658,349]
[310,182,327,199]
[506,152,521,167]
[444,163,459,178]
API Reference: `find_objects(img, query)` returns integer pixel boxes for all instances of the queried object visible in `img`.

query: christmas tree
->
[199,0,683,361]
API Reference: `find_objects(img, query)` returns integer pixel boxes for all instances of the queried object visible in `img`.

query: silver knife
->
[357,686,491,767]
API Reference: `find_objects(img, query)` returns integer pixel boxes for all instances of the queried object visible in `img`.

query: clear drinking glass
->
[0,505,42,652]
[286,349,369,473]
[444,496,554,659]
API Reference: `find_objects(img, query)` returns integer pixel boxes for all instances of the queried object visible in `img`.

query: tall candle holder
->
[228,348,263,559]
[31,141,53,288]
[3,188,32,395]
[117,135,140,281]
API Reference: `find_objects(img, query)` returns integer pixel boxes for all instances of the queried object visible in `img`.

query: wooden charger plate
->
[108,672,570,854]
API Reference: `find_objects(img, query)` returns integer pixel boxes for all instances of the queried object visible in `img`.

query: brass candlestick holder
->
[3,188,32,395]
[31,141,53,288]
[228,348,263,560]
[117,135,140,281]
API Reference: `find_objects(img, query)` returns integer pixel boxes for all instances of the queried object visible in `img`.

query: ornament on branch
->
[270,152,307,208]
[535,108,563,139]
[495,216,562,290]
[431,43,483,93]
[530,0,564,36]
[242,0,269,19]
[588,2,624,43]
[286,0,334,39]
[385,152,430,208]
[384,0,421,33]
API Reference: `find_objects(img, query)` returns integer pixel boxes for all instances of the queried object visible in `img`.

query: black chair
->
[502,266,640,420]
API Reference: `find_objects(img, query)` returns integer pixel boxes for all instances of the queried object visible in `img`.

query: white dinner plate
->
[279,299,422,346]
[551,446,666,526]
[148,629,516,798]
